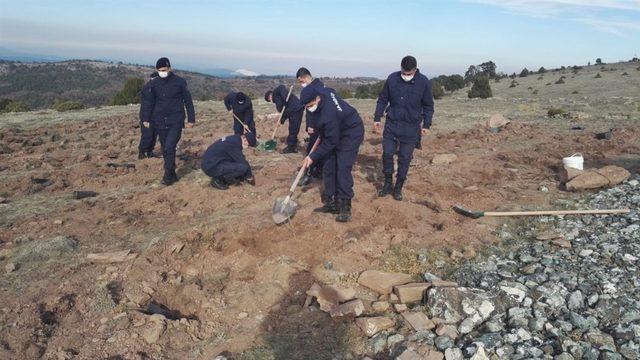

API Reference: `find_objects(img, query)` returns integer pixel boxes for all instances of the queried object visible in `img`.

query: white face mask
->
[158,71,169,78]
[238,101,244,105]
[301,83,308,88]
[307,104,318,112]
[401,74,414,82]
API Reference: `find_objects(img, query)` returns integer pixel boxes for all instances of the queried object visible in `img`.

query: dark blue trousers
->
[382,121,419,181]
[138,122,157,153]
[322,123,364,200]
[286,110,304,147]
[157,125,182,172]
[233,118,256,136]
[204,162,250,183]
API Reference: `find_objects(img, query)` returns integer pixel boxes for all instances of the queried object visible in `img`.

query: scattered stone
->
[432,154,458,165]
[4,262,16,273]
[536,230,564,241]
[387,333,405,349]
[394,282,431,304]
[329,299,364,318]
[394,303,408,312]
[356,316,395,337]
[73,190,98,199]
[237,312,248,319]
[87,250,137,263]
[444,347,463,360]
[397,349,424,360]
[470,346,490,360]
[596,165,631,186]
[434,335,454,351]
[486,114,510,131]
[141,315,166,344]
[358,270,412,294]
[317,285,356,312]
[436,324,459,340]
[371,301,390,313]
[402,311,436,331]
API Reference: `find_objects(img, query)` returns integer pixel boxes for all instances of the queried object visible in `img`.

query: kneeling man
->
[201,133,257,190]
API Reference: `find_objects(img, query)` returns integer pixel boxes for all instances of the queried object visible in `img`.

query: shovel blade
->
[453,205,484,219]
[272,196,299,224]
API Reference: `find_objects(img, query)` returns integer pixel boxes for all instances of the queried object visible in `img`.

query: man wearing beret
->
[374,55,434,200]
[201,132,257,190]
[140,57,196,185]
[264,85,304,154]
[224,91,256,136]
[300,85,364,222]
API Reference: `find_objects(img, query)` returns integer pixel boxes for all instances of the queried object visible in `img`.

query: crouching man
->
[201,132,257,190]
[300,85,364,222]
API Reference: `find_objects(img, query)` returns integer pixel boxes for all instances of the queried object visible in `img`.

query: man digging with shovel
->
[201,132,257,190]
[265,85,304,154]
[296,67,325,186]
[224,92,256,136]
[299,85,364,222]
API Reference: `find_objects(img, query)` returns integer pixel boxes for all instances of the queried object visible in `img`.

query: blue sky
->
[0,0,639,78]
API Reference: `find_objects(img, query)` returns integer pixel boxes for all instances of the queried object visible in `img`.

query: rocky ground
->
[346,177,639,360]
[0,61,639,359]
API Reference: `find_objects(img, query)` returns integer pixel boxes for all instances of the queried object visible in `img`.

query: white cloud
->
[464,0,640,34]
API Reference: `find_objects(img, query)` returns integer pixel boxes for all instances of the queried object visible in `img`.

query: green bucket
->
[256,139,277,152]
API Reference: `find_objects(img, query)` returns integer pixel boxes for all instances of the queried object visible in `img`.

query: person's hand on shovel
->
[302,156,313,169]
[373,121,382,134]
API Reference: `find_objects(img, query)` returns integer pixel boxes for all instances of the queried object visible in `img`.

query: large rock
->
[486,114,510,130]
[317,285,356,312]
[558,166,584,183]
[402,311,436,331]
[358,270,412,295]
[595,165,631,186]
[394,282,431,304]
[566,170,610,191]
[356,316,395,337]
[329,299,364,318]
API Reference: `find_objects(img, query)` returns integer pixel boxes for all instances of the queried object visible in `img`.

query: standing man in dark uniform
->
[201,132,257,190]
[374,56,434,201]
[224,92,256,136]
[300,86,364,222]
[140,57,196,185]
[138,71,159,159]
[296,67,325,185]
[264,85,304,154]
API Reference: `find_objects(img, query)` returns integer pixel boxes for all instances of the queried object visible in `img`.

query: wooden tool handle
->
[270,85,294,140]
[286,137,322,195]
[232,112,251,132]
[485,209,630,217]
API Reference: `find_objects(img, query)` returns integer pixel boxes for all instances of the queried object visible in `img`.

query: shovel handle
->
[270,85,294,140]
[231,112,251,133]
[484,209,630,217]
[286,137,322,195]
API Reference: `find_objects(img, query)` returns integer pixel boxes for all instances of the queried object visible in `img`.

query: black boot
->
[298,169,313,187]
[378,174,394,197]
[336,198,352,222]
[393,180,404,201]
[313,194,338,214]
[138,151,146,160]
[210,177,229,190]
[146,150,155,158]
[161,170,178,186]
[281,145,298,154]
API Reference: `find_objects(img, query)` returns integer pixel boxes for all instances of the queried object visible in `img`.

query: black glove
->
[279,117,286,125]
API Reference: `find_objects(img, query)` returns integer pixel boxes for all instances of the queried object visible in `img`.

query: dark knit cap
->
[155,57,171,69]
[300,85,321,105]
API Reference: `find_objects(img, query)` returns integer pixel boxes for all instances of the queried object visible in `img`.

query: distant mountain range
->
[0,47,261,78]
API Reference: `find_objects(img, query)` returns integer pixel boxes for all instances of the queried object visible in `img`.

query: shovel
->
[258,85,294,152]
[453,205,630,219]
[231,112,252,134]
[272,137,321,225]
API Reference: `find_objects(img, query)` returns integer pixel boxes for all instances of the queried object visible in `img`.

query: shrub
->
[595,73,602,78]
[110,77,144,106]
[555,77,565,84]
[595,58,603,65]
[537,75,544,80]
[546,82,552,86]
[509,80,518,88]
[527,86,533,90]
[572,90,579,94]
[621,72,629,76]
[532,89,539,95]
[538,67,547,74]
[0,99,29,113]
[637,66,640,71]
[431,80,445,100]
[519,68,530,77]
[468,76,492,99]
[548,108,566,117]
[53,100,85,112]
[337,88,352,99]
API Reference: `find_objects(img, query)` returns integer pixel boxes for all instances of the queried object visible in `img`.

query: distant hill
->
[0,59,378,110]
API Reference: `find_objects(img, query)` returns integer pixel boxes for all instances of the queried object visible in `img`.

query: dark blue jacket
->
[201,135,252,177]
[224,92,254,124]
[304,78,325,130]
[141,72,195,129]
[374,69,434,129]
[309,87,363,163]
[272,85,303,119]
[138,72,157,122]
